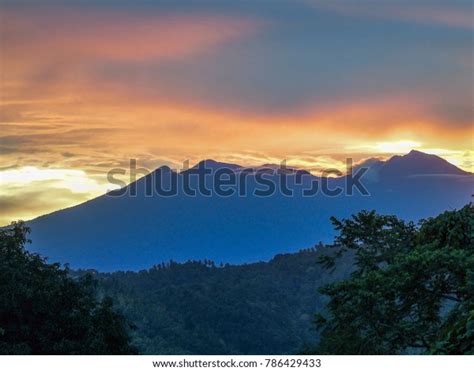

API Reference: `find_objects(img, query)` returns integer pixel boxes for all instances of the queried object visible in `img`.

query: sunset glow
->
[0,0,472,226]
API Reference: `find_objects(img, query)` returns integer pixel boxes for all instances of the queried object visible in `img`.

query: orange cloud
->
[1,85,472,225]
[0,8,262,86]
[2,86,471,172]
[1,3,472,224]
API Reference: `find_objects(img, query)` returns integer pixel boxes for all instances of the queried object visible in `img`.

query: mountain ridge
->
[24,150,473,271]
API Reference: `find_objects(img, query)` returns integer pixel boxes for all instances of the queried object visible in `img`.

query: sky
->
[0,0,473,225]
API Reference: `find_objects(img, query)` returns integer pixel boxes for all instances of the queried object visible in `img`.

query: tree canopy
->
[1,204,471,355]
[86,246,352,354]
[0,223,136,354]
[314,204,473,354]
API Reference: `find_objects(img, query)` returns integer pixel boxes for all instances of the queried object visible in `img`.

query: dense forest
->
[84,246,353,354]
[0,204,472,354]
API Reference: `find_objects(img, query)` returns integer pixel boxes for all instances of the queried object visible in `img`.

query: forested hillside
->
[86,246,353,354]
[2,204,471,355]
[87,204,473,355]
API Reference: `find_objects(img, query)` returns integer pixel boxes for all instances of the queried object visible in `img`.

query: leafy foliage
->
[85,246,353,355]
[431,310,474,354]
[314,204,474,354]
[2,205,471,355]
[0,223,136,354]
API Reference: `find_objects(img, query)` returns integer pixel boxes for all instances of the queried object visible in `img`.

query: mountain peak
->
[190,159,242,172]
[405,149,435,159]
[380,150,469,178]
[26,150,472,271]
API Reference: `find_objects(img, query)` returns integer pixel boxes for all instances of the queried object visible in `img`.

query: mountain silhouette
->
[378,150,469,178]
[26,151,472,271]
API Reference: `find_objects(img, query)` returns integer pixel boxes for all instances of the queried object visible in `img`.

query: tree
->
[0,222,137,354]
[313,204,474,354]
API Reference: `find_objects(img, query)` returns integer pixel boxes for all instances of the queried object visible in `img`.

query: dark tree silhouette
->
[313,204,474,354]
[0,223,137,354]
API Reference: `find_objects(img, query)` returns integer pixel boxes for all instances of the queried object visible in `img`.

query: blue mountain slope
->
[27,151,473,271]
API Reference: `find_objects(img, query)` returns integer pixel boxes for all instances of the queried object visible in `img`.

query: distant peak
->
[405,149,430,157]
[355,157,385,167]
[198,159,220,166]
[380,150,469,177]
[157,165,172,172]
[190,159,242,171]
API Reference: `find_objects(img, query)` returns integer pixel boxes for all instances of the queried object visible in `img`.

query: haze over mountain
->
[26,151,472,271]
